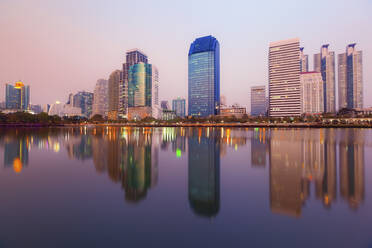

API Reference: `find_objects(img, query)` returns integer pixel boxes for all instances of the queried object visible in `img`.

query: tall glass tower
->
[188,35,220,117]
[5,81,30,110]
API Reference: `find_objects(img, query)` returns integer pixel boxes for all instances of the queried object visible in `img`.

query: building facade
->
[300,47,308,72]
[188,35,220,117]
[300,72,324,114]
[120,49,148,117]
[172,97,186,117]
[72,91,93,118]
[220,105,247,118]
[314,44,335,113]
[251,86,267,116]
[269,38,301,117]
[92,79,108,117]
[128,63,159,120]
[5,81,30,110]
[338,44,363,109]
[108,70,121,120]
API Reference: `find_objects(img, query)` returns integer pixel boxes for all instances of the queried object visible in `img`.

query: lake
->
[0,127,371,248]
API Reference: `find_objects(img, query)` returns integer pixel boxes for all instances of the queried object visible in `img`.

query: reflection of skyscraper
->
[339,129,364,210]
[4,138,29,173]
[89,127,159,203]
[315,129,337,208]
[251,128,268,167]
[269,130,306,217]
[188,128,220,217]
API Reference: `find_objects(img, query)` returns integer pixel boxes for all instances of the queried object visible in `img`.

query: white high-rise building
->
[338,44,363,109]
[269,38,301,117]
[300,47,308,72]
[92,79,108,117]
[314,44,335,113]
[300,72,324,114]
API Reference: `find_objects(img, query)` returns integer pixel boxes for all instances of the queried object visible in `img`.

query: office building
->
[5,81,30,110]
[338,44,363,109]
[161,101,169,110]
[172,97,186,117]
[300,72,324,114]
[220,104,246,118]
[314,44,335,113]
[300,47,308,72]
[48,101,82,117]
[269,38,301,117]
[108,70,121,120]
[251,86,267,116]
[120,49,148,117]
[72,91,93,118]
[92,79,108,117]
[127,62,159,120]
[188,35,220,117]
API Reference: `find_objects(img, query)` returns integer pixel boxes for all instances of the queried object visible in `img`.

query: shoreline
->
[0,123,371,128]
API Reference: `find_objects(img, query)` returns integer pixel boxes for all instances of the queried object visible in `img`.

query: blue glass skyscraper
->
[188,35,220,117]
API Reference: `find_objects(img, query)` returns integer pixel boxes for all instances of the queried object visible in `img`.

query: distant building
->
[220,105,246,118]
[43,104,50,113]
[127,62,160,120]
[269,38,301,117]
[108,70,121,120]
[30,104,42,114]
[48,101,83,117]
[92,79,108,117]
[161,100,169,110]
[120,49,148,117]
[162,109,176,120]
[172,97,186,117]
[251,86,267,116]
[5,81,30,110]
[300,72,324,114]
[72,91,93,118]
[338,44,363,109]
[300,47,308,72]
[188,35,220,117]
[314,44,335,113]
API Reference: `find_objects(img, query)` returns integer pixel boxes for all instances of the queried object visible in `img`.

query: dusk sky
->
[1,0,371,109]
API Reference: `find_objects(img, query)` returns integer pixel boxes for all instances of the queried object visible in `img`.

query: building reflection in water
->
[0,127,366,214]
[68,127,159,203]
[339,129,364,210]
[251,128,269,167]
[188,128,220,218]
[269,129,365,218]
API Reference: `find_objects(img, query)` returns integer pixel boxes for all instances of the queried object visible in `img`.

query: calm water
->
[0,127,371,248]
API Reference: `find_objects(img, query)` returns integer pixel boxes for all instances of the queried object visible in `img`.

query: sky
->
[0,0,371,110]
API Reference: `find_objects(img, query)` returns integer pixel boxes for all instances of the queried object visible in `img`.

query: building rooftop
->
[189,35,219,55]
[269,38,299,47]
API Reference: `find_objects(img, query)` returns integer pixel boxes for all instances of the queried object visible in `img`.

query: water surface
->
[0,127,371,248]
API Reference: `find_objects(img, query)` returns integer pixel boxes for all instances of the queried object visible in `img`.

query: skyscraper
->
[338,44,363,109]
[5,81,30,110]
[160,100,169,110]
[300,72,324,114]
[314,44,335,113]
[172,97,186,117]
[127,62,159,120]
[72,91,93,118]
[188,35,220,117]
[92,79,108,117]
[251,86,267,116]
[300,47,308,72]
[108,70,121,120]
[120,49,148,117]
[269,38,301,117]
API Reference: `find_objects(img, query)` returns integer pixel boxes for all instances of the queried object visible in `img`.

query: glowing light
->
[14,81,24,89]
[176,148,182,158]
[13,158,22,173]
[53,142,60,152]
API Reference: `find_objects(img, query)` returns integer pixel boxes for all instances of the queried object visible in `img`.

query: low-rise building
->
[220,105,247,118]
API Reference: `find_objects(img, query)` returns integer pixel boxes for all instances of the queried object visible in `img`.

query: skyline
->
[1,0,371,110]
